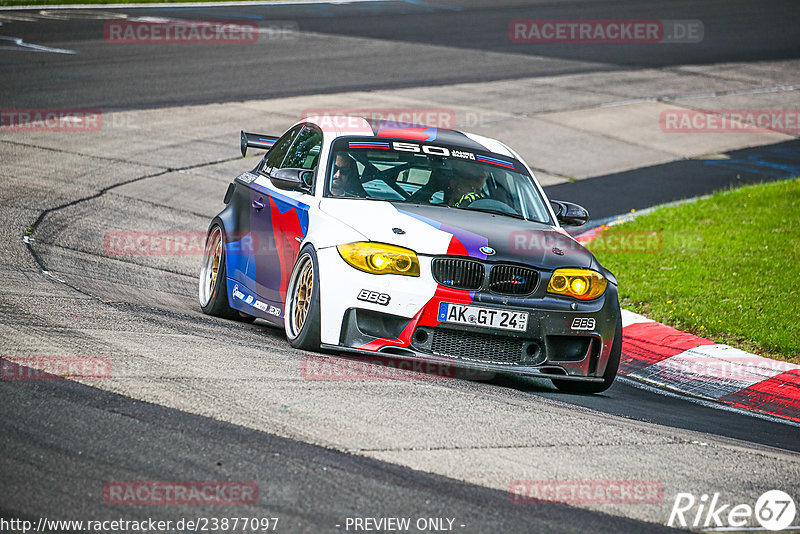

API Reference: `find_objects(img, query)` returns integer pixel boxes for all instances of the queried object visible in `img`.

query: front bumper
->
[319,246,620,381]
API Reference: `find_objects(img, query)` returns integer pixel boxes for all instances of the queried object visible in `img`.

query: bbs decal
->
[357,289,391,306]
[571,317,596,331]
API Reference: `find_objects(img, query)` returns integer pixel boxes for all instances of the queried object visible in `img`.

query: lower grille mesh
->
[430,329,525,365]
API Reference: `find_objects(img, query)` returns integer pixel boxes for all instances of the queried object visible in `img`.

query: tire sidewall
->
[284,245,321,350]
[602,315,622,384]
[199,219,237,319]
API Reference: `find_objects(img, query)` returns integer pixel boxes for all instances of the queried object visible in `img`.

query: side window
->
[261,125,303,173]
[281,125,323,170]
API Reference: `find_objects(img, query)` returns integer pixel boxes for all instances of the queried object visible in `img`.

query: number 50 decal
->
[393,141,451,156]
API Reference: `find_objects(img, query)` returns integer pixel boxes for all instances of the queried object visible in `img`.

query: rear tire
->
[551,314,621,394]
[284,246,321,350]
[199,221,255,323]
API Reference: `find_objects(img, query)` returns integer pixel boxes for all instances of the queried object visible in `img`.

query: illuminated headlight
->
[337,242,420,277]
[547,268,607,300]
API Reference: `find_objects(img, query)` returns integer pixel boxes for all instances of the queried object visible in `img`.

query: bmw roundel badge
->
[480,246,496,256]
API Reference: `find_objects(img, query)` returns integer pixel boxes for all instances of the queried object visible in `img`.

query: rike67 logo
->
[668,490,796,531]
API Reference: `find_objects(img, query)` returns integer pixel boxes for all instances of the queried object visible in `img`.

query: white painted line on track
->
[599,84,800,108]
[34,9,129,18]
[0,35,75,53]
[0,0,379,11]
[700,526,800,532]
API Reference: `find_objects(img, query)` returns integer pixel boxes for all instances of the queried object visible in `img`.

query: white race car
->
[199,116,621,393]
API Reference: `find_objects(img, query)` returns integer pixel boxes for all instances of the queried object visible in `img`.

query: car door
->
[250,123,322,315]
[224,124,303,303]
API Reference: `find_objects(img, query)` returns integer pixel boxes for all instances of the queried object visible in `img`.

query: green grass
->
[587,178,800,363]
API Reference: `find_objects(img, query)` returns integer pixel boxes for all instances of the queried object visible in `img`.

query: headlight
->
[547,268,607,300]
[337,242,420,277]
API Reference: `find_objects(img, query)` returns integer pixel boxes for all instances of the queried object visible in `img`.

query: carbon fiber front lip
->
[319,343,605,382]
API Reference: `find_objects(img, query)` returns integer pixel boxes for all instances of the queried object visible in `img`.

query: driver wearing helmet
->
[406,159,489,206]
[447,159,489,207]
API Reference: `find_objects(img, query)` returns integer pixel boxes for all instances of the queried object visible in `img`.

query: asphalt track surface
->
[2,1,800,532]
[1,363,679,533]
[551,139,800,221]
[0,0,798,110]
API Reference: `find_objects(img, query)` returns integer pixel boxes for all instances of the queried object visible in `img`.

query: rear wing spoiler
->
[240,131,278,157]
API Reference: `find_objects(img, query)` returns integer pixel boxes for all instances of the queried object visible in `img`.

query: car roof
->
[300,115,516,158]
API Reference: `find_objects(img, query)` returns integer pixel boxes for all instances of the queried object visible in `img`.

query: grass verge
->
[587,178,800,364]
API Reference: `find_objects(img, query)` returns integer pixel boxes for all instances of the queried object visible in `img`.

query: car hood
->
[318,199,595,270]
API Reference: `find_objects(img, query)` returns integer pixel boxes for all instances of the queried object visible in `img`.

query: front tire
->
[551,316,622,394]
[284,246,321,350]
[198,221,255,323]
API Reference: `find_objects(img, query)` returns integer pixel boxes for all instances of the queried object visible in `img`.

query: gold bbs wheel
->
[285,248,321,350]
[199,226,223,307]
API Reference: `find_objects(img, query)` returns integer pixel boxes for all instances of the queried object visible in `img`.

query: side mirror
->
[551,200,590,226]
[270,168,313,191]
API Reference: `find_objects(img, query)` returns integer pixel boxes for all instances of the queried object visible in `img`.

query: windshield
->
[325,137,553,224]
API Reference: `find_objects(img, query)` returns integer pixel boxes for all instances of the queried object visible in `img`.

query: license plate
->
[438,303,528,332]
